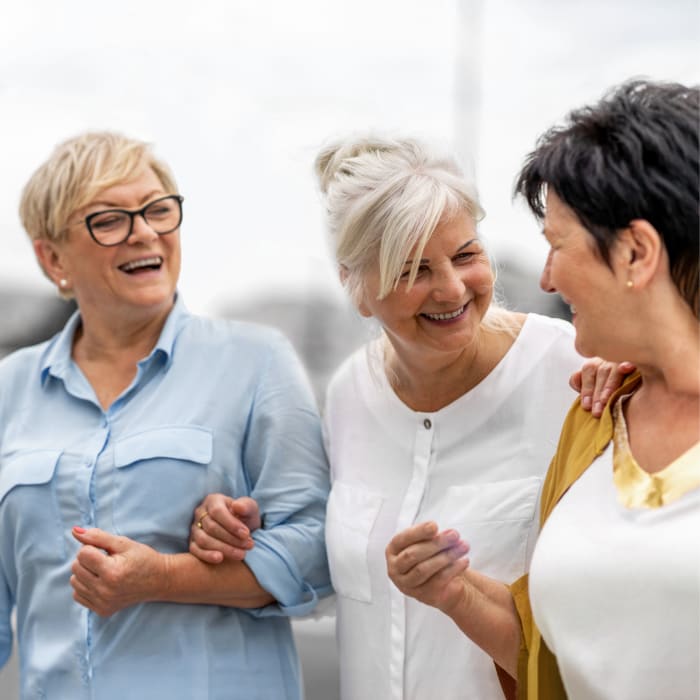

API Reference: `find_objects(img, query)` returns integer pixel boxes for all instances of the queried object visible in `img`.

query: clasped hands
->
[69,495,260,616]
[69,358,629,616]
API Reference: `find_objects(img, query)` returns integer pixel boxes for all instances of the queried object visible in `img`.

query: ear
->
[339,264,374,318]
[33,238,69,286]
[616,220,664,289]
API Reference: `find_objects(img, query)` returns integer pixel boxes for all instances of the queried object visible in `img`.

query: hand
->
[385,521,470,615]
[189,494,260,564]
[570,358,636,417]
[70,527,166,616]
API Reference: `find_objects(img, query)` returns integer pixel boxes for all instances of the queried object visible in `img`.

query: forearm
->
[445,570,521,678]
[159,552,276,608]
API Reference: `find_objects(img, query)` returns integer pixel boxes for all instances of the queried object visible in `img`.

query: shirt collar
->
[40,293,189,385]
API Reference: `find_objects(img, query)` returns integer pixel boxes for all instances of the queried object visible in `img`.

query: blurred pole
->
[454,0,483,182]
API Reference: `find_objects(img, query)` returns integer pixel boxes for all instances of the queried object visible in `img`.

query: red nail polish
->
[73,526,86,534]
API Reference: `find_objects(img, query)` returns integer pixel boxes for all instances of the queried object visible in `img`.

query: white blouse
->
[323,313,582,700]
[529,441,700,700]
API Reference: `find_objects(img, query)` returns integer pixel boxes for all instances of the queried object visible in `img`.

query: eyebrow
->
[403,238,478,267]
[86,190,166,210]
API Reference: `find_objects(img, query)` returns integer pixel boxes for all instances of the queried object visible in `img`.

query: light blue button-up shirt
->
[0,296,332,699]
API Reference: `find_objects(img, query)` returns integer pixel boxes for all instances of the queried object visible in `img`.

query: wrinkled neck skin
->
[383,323,519,413]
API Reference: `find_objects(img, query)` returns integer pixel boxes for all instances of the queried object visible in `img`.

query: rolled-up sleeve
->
[241,335,332,617]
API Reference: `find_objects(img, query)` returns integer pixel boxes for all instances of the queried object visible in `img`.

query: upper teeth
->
[121,256,162,272]
[424,306,465,321]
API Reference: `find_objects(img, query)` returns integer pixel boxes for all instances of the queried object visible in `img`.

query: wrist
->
[158,552,176,601]
[439,573,474,621]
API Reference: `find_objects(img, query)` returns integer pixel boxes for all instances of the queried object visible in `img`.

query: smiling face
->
[358,209,494,365]
[540,189,626,358]
[36,166,181,326]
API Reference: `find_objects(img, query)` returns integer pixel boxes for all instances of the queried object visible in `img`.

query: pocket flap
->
[114,426,213,468]
[0,450,62,504]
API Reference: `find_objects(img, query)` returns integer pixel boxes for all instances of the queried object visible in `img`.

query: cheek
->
[468,263,495,296]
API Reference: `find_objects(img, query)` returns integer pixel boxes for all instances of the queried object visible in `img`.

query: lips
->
[421,304,466,321]
[119,256,163,273]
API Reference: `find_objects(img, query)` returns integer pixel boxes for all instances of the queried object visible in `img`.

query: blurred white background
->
[0,1,697,698]
[1,0,697,316]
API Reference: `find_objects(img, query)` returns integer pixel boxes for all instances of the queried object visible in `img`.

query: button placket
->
[389,418,435,699]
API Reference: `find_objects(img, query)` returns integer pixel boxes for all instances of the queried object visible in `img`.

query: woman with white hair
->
[190,136,626,699]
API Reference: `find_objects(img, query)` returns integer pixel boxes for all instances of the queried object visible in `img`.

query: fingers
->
[568,369,583,393]
[576,358,637,416]
[72,526,124,554]
[74,544,109,577]
[589,360,636,417]
[195,495,253,540]
[386,521,439,556]
[188,539,225,564]
[577,357,613,414]
[229,497,262,532]
[576,358,604,411]
[189,514,253,563]
[189,494,260,563]
[388,529,469,585]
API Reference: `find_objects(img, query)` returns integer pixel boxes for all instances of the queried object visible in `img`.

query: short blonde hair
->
[19,131,178,245]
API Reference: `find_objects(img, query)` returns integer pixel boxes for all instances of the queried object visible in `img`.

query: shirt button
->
[423,418,432,429]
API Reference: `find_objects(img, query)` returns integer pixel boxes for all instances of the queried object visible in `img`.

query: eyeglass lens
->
[88,196,182,246]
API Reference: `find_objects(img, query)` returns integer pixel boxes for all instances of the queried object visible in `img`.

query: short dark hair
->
[515,79,699,316]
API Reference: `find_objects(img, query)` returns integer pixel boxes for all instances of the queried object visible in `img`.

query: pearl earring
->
[59,279,68,289]
[626,280,634,289]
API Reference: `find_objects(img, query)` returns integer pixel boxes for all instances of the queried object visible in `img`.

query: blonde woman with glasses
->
[0,131,331,699]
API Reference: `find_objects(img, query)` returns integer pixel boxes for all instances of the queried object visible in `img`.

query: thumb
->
[229,497,257,518]
[72,526,124,555]
[569,370,582,392]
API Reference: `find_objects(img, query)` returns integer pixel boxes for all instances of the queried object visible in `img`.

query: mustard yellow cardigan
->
[509,373,642,699]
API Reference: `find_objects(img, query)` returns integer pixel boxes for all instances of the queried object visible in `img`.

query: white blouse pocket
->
[440,476,542,583]
[325,481,383,603]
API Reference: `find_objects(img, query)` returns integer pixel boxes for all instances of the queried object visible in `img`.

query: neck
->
[73,299,174,365]
[384,325,518,412]
[626,304,700,399]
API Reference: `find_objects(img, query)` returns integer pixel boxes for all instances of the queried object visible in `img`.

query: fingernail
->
[73,526,86,534]
[581,396,592,409]
[236,528,249,538]
[593,401,602,415]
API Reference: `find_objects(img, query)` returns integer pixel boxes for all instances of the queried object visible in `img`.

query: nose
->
[128,213,159,244]
[539,249,556,293]
[432,264,465,303]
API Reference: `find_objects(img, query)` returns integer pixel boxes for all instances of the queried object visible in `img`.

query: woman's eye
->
[91,214,125,231]
[148,206,172,218]
[455,252,474,262]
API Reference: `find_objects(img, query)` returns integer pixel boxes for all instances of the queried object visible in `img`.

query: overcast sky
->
[1,0,697,315]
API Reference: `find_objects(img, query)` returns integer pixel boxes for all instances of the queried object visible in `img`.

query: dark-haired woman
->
[387,79,700,700]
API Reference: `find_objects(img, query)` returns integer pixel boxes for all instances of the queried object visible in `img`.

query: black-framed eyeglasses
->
[84,194,184,247]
